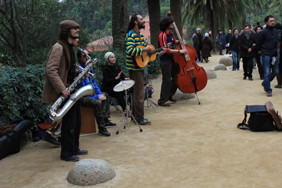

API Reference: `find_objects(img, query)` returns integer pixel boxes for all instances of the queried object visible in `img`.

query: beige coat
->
[42,40,71,105]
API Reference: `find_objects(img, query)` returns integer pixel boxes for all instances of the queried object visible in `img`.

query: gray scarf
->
[243,31,251,40]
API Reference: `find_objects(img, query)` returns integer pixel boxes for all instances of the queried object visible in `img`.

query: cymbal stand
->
[116,89,143,134]
[144,75,158,112]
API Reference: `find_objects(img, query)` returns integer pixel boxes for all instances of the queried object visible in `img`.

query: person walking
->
[257,15,279,97]
[225,29,232,54]
[216,30,224,55]
[229,29,240,70]
[201,33,213,63]
[239,25,257,81]
[192,29,200,61]
[254,26,264,79]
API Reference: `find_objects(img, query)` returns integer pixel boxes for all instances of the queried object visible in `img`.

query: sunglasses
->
[82,54,91,58]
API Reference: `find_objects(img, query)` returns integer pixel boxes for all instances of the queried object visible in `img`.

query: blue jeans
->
[231,51,240,70]
[262,56,279,92]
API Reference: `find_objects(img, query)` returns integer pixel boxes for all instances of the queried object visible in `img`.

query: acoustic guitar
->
[134,44,165,68]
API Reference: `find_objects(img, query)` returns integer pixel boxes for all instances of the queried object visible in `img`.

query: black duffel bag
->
[237,105,275,132]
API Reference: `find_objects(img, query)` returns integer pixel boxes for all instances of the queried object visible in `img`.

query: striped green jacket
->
[125,30,146,71]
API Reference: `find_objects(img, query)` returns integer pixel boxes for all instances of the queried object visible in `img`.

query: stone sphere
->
[214,64,227,71]
[172,89,195,101]
[67,159,116,186]
[219,55,232,66]
[204,67,217,79]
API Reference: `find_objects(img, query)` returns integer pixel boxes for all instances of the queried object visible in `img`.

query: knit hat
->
[60,20,80,31]
[104,52,114,61]
[205,33,209,37]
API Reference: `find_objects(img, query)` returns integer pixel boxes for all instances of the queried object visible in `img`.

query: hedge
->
[0,49,161,126]
[0,64,47,126]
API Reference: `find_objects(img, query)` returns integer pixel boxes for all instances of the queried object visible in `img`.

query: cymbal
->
[113,80,135,92]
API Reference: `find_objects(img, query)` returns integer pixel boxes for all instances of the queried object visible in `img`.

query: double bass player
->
[158,17,187,107]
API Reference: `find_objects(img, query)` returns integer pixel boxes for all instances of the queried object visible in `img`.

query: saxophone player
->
[42,20,87,162]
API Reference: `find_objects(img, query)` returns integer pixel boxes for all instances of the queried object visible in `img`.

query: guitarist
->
[158,17,187,107]
[125,14,165,125]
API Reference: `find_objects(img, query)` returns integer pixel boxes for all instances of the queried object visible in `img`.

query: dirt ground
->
[1,52,282,188]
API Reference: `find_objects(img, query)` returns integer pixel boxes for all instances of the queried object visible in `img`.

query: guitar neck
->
[172,22,190,61]
[148,48,163,55]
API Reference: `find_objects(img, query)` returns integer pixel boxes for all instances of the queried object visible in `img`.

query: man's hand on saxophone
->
[62,89,70,98]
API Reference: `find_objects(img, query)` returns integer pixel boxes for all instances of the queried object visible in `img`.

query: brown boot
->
[275,74,282,88]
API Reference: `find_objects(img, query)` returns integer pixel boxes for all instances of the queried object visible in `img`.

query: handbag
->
[237,105,275,132]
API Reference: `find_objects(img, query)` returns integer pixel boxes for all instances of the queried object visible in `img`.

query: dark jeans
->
[226,47,230,54]
[129,71,145,122]
[255,51,264,79]
[158,60,178,104]
[80,92,110,130]
[262,56,279,92]
[103,87,126,111]
[60,100,81,160]
[242,57,253,78]
[193,45,200,61]
[219,44,223,55]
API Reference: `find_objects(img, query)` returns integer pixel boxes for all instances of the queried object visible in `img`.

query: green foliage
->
[0,53,17,67]
[0,65,47,126]
[160,7,170,18]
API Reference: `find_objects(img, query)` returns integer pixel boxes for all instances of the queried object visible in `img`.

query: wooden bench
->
[80,106,97,133]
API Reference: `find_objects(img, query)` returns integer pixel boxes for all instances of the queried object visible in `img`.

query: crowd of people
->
[192,15,282,98]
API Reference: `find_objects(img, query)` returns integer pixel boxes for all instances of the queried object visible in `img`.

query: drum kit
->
[113,80,143,134]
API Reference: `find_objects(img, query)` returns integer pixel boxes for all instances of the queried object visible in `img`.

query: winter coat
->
[192,33,200,46]
[77,62,102,100]
[216,33,224,44]
[101,63,126,92]
[201,37,213,58]
[225,33,232,44]
[256,25,278,57]
[197,33,203,48]
[239,32,256,58]
[42,40,74,105]
[229,35,240,52]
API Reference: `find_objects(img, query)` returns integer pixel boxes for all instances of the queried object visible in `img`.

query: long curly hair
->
[159,17,174,32]
[127,14,138,33]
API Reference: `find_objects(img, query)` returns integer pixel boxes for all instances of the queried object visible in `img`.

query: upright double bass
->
[168,11,207,104]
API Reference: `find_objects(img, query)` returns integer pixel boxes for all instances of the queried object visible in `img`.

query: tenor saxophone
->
[47,50,97,121]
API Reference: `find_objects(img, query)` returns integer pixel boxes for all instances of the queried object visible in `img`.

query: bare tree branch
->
[0,33,13,49]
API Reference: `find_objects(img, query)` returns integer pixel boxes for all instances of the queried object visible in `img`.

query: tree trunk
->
[147,0,161,48]
[242,17,246,28]
[203,0,212,33]
[170,0,183,40]
[213,12,219,52]
[112,0,129,51]
[228,19,232,31]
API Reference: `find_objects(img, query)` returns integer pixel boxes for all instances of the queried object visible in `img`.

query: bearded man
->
[125,14,153,125]
[42,20,87,162]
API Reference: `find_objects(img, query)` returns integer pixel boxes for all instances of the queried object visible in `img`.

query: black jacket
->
[229,35,240,52]
[239,32,256,58]
[256,25,278,57]
[101,64,126,92]
[216,33,224,44]
[225,33,232,44]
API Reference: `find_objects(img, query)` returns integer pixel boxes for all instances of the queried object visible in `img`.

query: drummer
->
[77,49,115,137]
[101,52,130,115]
